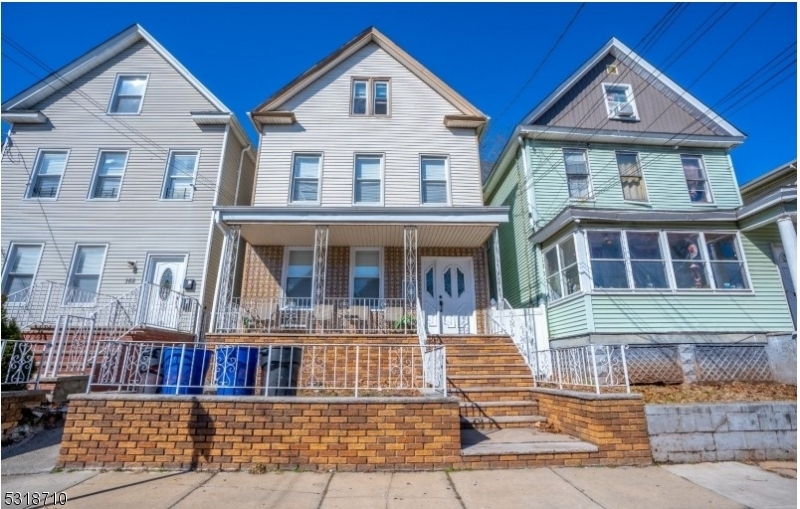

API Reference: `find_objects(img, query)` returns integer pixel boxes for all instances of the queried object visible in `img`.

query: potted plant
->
[393,314,416,331]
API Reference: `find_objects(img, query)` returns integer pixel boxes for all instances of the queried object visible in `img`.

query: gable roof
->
[251,27,486,127]
[484,37,746,198]
[2,24,252,147]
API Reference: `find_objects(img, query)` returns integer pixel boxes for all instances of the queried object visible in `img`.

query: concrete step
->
[460,428,599,457]
[459,400,540,418]
[460,415,547,430]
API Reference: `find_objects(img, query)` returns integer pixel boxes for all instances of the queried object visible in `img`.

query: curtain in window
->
[617,153,647,201]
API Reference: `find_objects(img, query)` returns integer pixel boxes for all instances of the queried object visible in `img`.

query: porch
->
[210,206,510,336]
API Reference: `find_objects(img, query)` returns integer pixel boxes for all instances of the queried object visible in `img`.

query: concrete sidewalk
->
[1,462,795,509]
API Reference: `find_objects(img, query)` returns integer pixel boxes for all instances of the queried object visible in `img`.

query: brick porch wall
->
[240,245,490,333]
[58,395,461,471]
[1,390,47,436]
[532,388,652,466]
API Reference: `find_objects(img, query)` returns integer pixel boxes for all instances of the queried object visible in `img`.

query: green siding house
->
[484,38,796,347]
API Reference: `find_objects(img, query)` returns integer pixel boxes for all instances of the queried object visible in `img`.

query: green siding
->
[529,142,742,227]
[548,295,589,338]
[486,152,536,308]
[590,225,794,333]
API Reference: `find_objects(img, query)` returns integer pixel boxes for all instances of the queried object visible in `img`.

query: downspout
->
[209,211,232,330]
[234,144,252,206]
[518,135,537,231]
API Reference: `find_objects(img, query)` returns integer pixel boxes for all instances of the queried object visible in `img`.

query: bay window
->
[544,236,581,301]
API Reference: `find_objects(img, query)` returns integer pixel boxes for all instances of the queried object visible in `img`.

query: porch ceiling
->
[239,223,497,247]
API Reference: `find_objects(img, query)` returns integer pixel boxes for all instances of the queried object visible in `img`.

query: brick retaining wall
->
[532,388,652,466]
[646,402,797,463]
[1,390,48,436]
[58,395,461,471]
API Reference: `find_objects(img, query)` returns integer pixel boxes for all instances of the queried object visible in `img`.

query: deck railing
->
[86,339,446,396]
[214,297,415,335]
[532,345,630,394]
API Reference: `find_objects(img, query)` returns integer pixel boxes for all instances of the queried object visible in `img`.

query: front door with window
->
[142,255,187,329]
[771,243,797,327]
[421,257,476,334]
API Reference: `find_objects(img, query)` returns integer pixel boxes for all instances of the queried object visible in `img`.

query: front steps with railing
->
[435,334,546,430]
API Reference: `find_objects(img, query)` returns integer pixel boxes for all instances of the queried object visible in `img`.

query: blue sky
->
[2,2,796,184]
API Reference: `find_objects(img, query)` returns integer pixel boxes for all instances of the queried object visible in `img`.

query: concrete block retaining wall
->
[645,402,797,463]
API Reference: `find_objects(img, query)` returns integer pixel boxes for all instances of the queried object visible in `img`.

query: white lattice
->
[695,345,772,382]
[625,345,683,384]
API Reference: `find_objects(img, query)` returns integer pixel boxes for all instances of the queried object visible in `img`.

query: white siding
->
[254,43,483,207]
[2,41,229,305]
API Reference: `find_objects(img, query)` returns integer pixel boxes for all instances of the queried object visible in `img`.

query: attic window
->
[351,78,390,116]
[109,75,149,114]
[602,83,638,121]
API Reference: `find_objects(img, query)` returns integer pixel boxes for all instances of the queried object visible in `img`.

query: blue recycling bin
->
[160,346,212,395]
[215,346,260,396]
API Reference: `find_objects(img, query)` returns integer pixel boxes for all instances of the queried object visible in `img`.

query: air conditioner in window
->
[615,103,635,117]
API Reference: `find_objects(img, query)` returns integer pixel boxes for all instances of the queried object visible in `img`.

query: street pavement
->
[1,428,796,509]
[0,462,795,509]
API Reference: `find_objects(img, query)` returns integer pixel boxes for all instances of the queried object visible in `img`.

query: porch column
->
[403,226,418,318]
[212,224,240,332]
[311,225,329,313]
[493,228,504,312]
[777,216,797,291]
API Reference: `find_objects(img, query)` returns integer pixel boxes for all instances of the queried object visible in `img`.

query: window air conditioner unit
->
[616,103,635,117]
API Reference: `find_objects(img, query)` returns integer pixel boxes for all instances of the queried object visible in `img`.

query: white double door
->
[141,255,187,329]
[421,257,476,334]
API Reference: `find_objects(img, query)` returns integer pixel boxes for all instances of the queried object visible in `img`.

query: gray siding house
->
[1,24,255,329]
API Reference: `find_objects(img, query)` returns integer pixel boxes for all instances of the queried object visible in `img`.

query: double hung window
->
[354,155,382,204]
[2,244,43,301]
[290,154,321,203]
[617,152,647,202]
[420,157,448,204]
[66,245,107,304]
[563,149,592,199]
[682,155,712,203]
[29,151,68,199]
[162,151,199,200]
[543,236,581,301]
[90,151,128,199]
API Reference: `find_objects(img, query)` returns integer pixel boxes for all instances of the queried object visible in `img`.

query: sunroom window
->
[543,236,580,301]
[666,233,710,289]
[705,233,748,289]
[587,231,628,289]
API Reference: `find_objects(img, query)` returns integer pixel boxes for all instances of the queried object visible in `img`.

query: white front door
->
[142,255,187,329]
[771,243,797,327]
[421,257,476,334]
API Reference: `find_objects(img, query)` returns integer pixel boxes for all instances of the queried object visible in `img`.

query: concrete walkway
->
[1,462,795,509]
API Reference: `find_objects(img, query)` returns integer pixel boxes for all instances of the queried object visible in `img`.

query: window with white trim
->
[681,155,712,203]
[90,151,128,199]
[354,155,382,204]
[351,79,390,116]
[29,151,68,199]
[602,83,638,120]
[352,249,381,300]
[2,244,43,301]
[162,151,198,200]
[583,229,748,291]
[543,236,581,301]
[290,154,321,203]
[705,233,748,290]
[420,156,448,204]
[563,149,592,199]
[108,75,148,114]
[617,152,647,202]
[285,249,313,299]
[66,245,106,303]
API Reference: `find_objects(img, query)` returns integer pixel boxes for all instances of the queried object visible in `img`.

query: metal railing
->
[416,299,446,395]
[532,345,630,394]
[4,280,199,336]
[486,299,537,370]
[215,297,415,334]
[1,339,48,390]
[87,339,447,396]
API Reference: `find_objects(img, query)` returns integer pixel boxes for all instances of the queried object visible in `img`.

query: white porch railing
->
[86,339,447,396]
[4,280,117,330]
[214,297,415,334]
[417,298,446,395]
[1,338,47,390]
[532,345,630,394]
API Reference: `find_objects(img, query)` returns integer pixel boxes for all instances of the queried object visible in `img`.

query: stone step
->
[460,415,547,430]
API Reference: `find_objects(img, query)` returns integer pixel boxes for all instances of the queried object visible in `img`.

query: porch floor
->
[461,427,599,456]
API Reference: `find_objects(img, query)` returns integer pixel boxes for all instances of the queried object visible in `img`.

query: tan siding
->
[254,43,482,207]
[217,127,241,207]
[236,151,257,206]
[534,55,721,136]
[2,41,225,303]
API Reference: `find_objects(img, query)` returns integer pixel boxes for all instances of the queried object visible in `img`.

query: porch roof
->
[215,206,509,247]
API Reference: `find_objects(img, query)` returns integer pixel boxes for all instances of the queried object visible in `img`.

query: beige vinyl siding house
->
[1,24,254,328]
[212,27,507,336]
